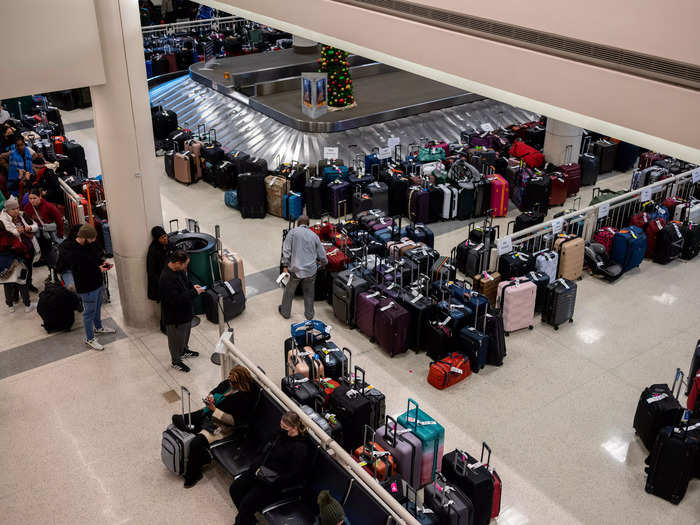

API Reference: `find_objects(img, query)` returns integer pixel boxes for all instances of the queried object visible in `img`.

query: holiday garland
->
[318,45,355,108]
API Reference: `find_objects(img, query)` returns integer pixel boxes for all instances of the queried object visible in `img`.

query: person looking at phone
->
[170,365,258,488]
[159,249,204,372]
[229,411,311,525]
[65,224,115,350]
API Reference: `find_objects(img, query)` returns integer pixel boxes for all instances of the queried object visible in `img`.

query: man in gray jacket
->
[279,215,327,320]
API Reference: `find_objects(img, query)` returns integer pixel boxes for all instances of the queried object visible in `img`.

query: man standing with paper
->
[278,216,328,320]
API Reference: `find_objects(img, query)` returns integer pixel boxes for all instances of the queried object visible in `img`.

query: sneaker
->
[24,302,36,313]
[278,305,290,319]
[85,338,104,351]
[182,349,200,358]
[8,305,15,313]
[171,361,191,373]
[28,284,39,293]
[94,326,116,334]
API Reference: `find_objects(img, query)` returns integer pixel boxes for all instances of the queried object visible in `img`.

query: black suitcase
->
[424,473,475,525]
[425,321,454,361]
[212,160,236,189]
[525,270,549,314]
[396,289,434,351]
[366,181,389,214]
[524,125,545,149]
[613,141,640,172]
[304,177,323,219]
[680,222,700,260]
[332,270,369,326]
[353,367,386,432]
[442,444,495,525]
[498,252,533,280]
[593,139,617,174]
[542,278,576,328]
[237,172,267,218]
[644,423,699,504]
[686,340,700,396]
[328,375,372,450]
[523,175,550,211]
[428,186,443,224]
[313,342,351,381]
[281,362,324,407]
[151,106,178,141]
[578,152,599,186]
[352,192,373,216]
[468,226,497,245]
[63,140,88,176]
[202,279,245,324]
[484,311,506,366]
[633,370,685,450]
[472,178,491,218]
[164,151,175,178]
[653,222,684,264]
[513,210,545,233]
[386,176,409,217]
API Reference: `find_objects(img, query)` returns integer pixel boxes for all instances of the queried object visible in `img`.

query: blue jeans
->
[79,286,104,341]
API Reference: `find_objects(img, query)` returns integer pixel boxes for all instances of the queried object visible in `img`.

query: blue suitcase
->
[405,223,435,248]
[611,226,646,272]
[224,190,238,209]
[374,226,407,244]
[282,192,302,221]
[145,60,153,78]
[323,165,349,184]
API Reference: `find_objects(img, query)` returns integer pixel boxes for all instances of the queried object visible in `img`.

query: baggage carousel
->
[150,50,536,164]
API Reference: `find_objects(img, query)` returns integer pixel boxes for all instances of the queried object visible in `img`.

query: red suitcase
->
[548,173,568,206]
[644,218,667,258]
[325,245,348,272]
[373,297,410,357]
[592,227,618,254]
[491,467,502,519]
[488,173,509,217]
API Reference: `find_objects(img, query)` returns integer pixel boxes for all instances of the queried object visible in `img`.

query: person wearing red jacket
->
[23,185,64,265]
[0,220,30,312]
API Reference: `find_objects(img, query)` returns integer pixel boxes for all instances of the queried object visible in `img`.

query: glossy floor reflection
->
[1,109,698,524]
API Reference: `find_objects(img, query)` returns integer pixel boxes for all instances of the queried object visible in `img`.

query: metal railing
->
[221,337,420,525]
[141,16,247,38]
[494,168,699,261]
[58,178,86,227]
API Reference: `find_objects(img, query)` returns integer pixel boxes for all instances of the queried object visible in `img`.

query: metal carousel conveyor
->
[149,75,536,165]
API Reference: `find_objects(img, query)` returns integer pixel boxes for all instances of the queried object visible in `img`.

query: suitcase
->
[373,297,410,357]
[353,425,397,482]
[202,278,245,323]
[653,222,684,264]
[611,227,646,272]
[542,278,576,329]
[224,190,238,209]
[614,141,640,172]
[396,288,433,351]
[282,192,303,222]
[437,184,456,219]
[497,278,536,335]
[161,386,196,476]
[328,379,372,451]
[354,375,386,433]
[488,174,509,217]
[633,369,685,450]
[264,175,287,217]
[327,180,351,218]
[301,403,343,443]
[351,191,374,215]
[282,359,324,407]
[593,139,617,174]
[408,188,431,224]
[397,399,445,486]
[174,150,196,184]
[579,153,600,186]
[484,311,507,366]
[405,223,435,249]
[686,341,700,397]
[356,291,382,339]
[184,138,204,181]
[554,235,585,281]
[324,246,348,273]
[509,140,544,169]
[456,314,489,374]
[424,473,475,525]
[644,423,699,504]
[314,343,351,381]
[456,181,476,220]
[376,417,421,491]
[548,173,568,206]
[367,181,389,214]
[526,270,550,314]
[472,271,500,308]
[285,339,324,381]
[592,227,618,255]
[513,209,545,233]
[643,218,666,258]
[304,177,323,219]
[332,270,369,326]
[498,252,533,280]
[428,352,471,390]
[534,250,558,283]
[237,172,267,218]
[212,159,236,189]
[559,163,581,197]
[472,178,492,218]
[680,222,700,260]
[441,444,494,525]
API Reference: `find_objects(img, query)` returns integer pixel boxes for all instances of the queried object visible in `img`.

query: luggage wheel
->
[569,318,574,323]
[504,332,510,337]
[554,325,559,331]
[528,325,533,330]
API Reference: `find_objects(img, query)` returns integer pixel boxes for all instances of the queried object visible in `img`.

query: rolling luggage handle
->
[180,386,195,432]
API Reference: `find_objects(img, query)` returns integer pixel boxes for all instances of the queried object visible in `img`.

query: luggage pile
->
[280,318,504,521]
[634,351,700,505]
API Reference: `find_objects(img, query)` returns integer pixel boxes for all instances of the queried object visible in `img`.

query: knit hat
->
[77,223,97,240]
[4,197,19,211]
[317,490,344,525]
[151,225,167,240]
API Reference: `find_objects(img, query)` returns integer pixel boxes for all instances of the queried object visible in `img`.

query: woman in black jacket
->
[146,225,173,301]
[229,411,311,525]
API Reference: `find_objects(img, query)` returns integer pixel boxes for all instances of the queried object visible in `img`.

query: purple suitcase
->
[328,180,350,218]
[375,415,423,489]
[356,290,383,339]
[408,187,430,224]
[373,297,410,356]
[371,217,394,232]
[496,278,536,335]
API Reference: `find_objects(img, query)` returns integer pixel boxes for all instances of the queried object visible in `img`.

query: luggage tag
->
[646,392,668,404]
[557,278,570,289]
[449,366,464,374]
[410,293,424,304]
[346,274,354,286]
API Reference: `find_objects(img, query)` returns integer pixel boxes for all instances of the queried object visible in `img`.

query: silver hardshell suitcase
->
[161,386,196,476]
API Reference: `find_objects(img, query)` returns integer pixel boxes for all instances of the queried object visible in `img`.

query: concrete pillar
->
[543,119,584,166]
[91,0,163,327]
[293,35,318,54]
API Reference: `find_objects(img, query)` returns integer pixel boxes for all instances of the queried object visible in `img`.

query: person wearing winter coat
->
[0,196,39,294]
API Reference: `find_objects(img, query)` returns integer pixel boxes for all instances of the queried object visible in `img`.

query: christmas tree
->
[318,45,355,109]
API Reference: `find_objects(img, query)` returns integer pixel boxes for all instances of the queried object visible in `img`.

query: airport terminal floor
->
[1,109,699,524]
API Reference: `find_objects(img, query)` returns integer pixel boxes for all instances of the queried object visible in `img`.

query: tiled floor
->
[1,108,699,524]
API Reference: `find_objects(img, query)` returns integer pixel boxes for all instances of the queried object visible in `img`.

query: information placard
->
[388,137,400,149]
[378,147,392,160]
[692,168,700,184]
[481,123,494,132]
[497,236,513,255]
[552,219,563,234]
[598,202,610,219]
[640,187,652,202]
[324,147,339,160]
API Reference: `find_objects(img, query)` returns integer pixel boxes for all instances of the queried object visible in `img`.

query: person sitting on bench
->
[172,365,257,488]
[229,411,311,525]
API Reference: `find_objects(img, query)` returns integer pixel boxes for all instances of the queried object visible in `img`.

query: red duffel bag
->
[509,140,545,169]
[428,352,471,390]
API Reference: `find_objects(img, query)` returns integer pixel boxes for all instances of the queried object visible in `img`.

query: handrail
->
[502,168,698,245]
[142,16,246,37]
[222,338,420,525]
[58,178,86,227]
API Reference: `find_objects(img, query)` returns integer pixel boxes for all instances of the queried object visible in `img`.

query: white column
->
[292,35,318,53]
[91,0,163,327]
[543,119,584,166]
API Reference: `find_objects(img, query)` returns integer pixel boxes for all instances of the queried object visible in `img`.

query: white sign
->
[481,123,494,132]
[377,147,392,160]
[598,202,610,219]
[324,147,339,160]
[552,218,563,234]
[388,137,401,149]
[497,236,513,255]
[212,82,218,91]
[640,187,652,202]
[692,168,700,184]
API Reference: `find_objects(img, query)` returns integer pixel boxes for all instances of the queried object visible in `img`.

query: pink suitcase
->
[489,174,509,217]
[496,278,536,334]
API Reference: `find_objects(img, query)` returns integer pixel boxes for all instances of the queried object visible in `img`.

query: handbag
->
[254,465,280,484]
